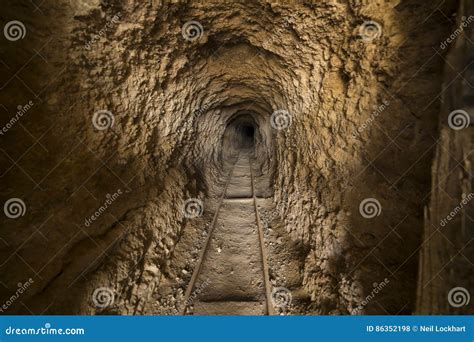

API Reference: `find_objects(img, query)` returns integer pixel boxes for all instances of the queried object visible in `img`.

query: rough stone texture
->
[416,0,474,314]
[0,0,467,315]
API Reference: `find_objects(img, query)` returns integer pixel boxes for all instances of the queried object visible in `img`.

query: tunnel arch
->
[221,114,259,162]
[0,0,458,317]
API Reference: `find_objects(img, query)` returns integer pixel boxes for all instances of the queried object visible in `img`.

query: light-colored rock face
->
[0,0,461,315]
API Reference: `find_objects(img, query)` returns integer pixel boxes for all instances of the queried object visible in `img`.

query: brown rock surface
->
[0,0,470,315]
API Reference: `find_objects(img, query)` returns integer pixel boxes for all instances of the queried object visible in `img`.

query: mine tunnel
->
[223,115,257,153]
[220,113,270,173]
[0,0,473,316]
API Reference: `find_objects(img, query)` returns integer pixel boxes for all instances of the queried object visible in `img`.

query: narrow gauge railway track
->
[182,153,274,315]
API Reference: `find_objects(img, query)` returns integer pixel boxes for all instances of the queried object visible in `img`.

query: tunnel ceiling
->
[0,0,463,315]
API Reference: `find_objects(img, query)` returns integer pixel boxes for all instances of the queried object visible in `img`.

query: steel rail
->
[250,160,275,315]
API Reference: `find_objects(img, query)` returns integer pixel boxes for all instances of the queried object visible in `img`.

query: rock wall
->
[0,0,461,315]
[416,0,474,314]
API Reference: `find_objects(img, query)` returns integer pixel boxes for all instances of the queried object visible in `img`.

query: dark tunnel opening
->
[221,114,260,163]
[205,109,274,199]
[236,124,255,150]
